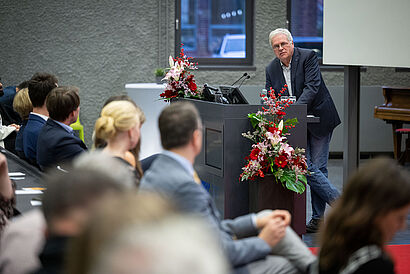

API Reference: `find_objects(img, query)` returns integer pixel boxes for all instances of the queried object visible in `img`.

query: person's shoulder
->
[352,255,394,274]
[27,114,46,127]
[266,57,279,69]
[141,154,194,189]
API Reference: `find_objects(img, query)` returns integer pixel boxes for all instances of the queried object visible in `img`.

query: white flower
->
[266,131,283,146]
[278,120,284,131]
[280,143,294,156]
[169,56,174,67]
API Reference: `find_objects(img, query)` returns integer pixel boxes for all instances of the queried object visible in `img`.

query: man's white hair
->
[269,28,293,47]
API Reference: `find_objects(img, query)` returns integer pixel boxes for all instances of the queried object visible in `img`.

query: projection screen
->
[323,0,410,68]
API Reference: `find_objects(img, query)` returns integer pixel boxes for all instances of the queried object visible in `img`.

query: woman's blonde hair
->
[94,101,141,141]
[13,88,33,120]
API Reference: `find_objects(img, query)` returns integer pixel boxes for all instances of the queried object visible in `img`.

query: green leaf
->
[279,169,306,194]
[248,113,263,128]
[282,118,299,134]
[297,174,307,185]
[284,117,298,126]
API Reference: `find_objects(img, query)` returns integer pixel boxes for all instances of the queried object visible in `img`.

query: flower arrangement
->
[160,46,202,101]
[240,86,308,194]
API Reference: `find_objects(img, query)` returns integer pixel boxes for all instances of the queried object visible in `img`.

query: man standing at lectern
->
[265,28,341,233]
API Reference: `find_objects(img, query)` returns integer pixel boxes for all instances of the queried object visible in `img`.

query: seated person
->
[0,80,29,109]
[94,95,146,178]
[33,160,134,274]
[36,86,87,170]
[12,88,33,159]
[0,152,15,233]
[311,158,410,274]
[0,151,136,274]
[24,73,58,163]
[140,102,315,274]
[94,100,144,184]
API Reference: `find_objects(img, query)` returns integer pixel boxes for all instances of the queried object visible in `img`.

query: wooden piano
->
[374,86,410,159]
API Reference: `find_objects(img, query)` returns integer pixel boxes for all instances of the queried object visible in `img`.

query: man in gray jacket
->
[140,102,315,274]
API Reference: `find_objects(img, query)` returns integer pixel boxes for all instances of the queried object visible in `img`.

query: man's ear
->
[192,128,202,152]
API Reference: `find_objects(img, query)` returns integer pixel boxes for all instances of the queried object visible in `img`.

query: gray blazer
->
[140,154,271,267]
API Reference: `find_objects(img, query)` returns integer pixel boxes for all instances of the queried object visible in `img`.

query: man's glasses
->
[273,42,290,50]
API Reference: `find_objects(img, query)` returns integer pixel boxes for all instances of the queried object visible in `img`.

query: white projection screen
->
[323,0,410,68]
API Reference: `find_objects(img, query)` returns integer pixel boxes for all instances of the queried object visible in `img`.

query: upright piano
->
[374,86,410,159]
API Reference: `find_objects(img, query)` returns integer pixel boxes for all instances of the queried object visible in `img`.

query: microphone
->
[231,73,248,86]
[203,83,218,91]
[237,74,251,89]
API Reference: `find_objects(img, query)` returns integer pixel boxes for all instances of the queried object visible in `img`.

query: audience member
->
[94,94,146,177]
[0,151,135,274]
[0,209,45,274]
[36,86,87,170]
[311,158,410,274]
[24,73,58,163]
[0,80,29,108]
[140,102,315,274]
[94,100,144,183]
[12,88,33,159]
[67,192,229,274]
[0,153,15,233]
[33,160,134,274]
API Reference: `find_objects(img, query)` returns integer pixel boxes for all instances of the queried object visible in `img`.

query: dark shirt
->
[114,156,140,186]
[34,235,69,274]
[317,248,394,274]
[15,120,28,158]
[0,86,16,108]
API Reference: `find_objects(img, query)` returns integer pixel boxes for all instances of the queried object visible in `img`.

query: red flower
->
[275,155,288,168]
[276,110,286,116]
[249,147,260,160]
[267,125,278,134]
[188,81,197,91]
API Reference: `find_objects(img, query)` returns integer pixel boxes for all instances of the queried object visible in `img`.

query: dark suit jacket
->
[265,47,341,138]
[23,114,47,161]
[140,154,271,268]
[36,119,87,170]
[15,120,27,159]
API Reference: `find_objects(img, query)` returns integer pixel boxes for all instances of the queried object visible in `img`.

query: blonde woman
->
[94,100,143,184]
[13,88,33,159]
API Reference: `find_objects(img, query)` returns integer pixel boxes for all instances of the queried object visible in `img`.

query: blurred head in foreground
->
[319,157,410,272]
[66,192,228,274]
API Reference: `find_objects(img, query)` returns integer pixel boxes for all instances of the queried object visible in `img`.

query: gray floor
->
[303,159,410,247]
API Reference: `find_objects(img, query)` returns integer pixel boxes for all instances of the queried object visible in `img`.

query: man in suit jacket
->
[140,102,315,273]
[265,29,341,233]
[23,73,58,163]
[37,86,87,170]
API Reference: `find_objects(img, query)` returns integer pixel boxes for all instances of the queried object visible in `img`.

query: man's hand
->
[256,209,291,229]
[258,218,286,248]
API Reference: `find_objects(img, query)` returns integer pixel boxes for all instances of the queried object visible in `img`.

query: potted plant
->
[240,86,308,234]
[159,47,202,101]
[154,68,165,84]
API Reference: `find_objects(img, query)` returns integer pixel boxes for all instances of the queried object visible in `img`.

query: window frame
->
[287,0,345,71]
[175,0,255,68]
